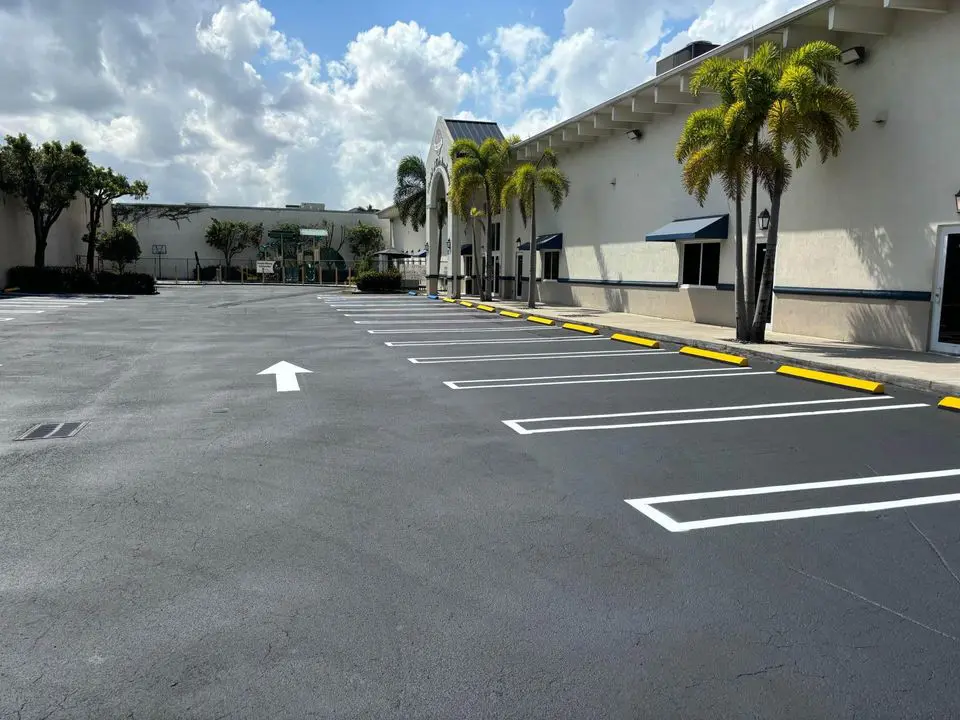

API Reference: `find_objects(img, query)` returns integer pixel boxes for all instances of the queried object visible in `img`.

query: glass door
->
[931,229,960,354]
[516,256,524,299]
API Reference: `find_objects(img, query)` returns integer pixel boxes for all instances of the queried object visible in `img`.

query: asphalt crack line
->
[790,566,960,644]
[906,514,960,590]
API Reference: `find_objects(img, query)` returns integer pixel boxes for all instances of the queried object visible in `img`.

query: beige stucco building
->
[423,0,960,354]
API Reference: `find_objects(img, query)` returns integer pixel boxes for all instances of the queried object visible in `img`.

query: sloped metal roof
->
[444,119,504,144]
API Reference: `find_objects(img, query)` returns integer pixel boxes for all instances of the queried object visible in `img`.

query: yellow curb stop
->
[679,346,749,367]
[526,315,555,326]
[442,297,456,303]
[459,300,474,307]
[477,304,495,312]
[610,332,660,349]
[776,365,884,394]
[562,322,599,335]
[499,310,522,318]
[938,396,960,412]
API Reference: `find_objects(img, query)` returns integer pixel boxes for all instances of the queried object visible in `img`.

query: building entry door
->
[493,256,501,296]
[516,255,524,299]
[931,228,960,354]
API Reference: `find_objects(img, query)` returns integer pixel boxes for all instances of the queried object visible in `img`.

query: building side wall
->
[0,194,91,281]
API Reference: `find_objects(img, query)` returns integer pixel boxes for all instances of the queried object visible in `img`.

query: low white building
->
[115,201,388,279]
[422,0,960,354]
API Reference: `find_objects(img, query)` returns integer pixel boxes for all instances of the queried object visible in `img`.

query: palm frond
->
[393,155,427,230]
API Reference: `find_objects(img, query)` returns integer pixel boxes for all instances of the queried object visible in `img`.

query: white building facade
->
[1,193,96,282]
[422,0,960,354]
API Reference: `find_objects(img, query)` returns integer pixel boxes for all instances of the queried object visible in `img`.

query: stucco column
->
[449,209,461,298]
[425,201,438,295]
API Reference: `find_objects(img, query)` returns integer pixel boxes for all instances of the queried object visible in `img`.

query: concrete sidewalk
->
[477,298,960,396]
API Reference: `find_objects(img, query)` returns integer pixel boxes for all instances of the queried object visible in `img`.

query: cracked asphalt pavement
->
[3,285,960,719]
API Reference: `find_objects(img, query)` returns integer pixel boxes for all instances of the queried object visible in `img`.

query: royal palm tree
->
[749,41,859,341]
[449,135,517,301]
[501,148,570,309]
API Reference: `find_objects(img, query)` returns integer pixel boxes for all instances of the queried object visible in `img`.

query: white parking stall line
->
[625,468,960,532]
[0,302,74,309]
[355,319,504,325]
[386,337,603,348]
[0,318,12,322]
[502,396,927,435]
[367,327,562,334]
[344,313,467,318]
[332,305,444,309]
[445,367,769,390]
[409,349,672,364]
[0,309,45,314]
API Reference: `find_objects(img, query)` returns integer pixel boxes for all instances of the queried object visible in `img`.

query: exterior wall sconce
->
[516,239,522,251]
[445,238,451,250]
[840,46,866,65]
[758,208,771,231]
[955,189,960,214]
[626,129,643,141]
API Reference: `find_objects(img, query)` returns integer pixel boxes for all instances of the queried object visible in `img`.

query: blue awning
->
[413,249,427,257]
[645,215,729,242]
[518,233,563,251]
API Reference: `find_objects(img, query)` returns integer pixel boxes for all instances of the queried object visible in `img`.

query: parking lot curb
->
[937,396,960,411]
[442,298,456,303]
[680,346,749,367]
[610,332,660,348]
[478,306,958,397]
[477,304,496,312]
[459,300,474,307]
[527,315,555,326]
[776,365,885,394]
[499,310,522,318]
[562,322,599,334]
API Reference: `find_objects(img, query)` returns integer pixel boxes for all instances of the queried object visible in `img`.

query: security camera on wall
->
[626,129,643,141]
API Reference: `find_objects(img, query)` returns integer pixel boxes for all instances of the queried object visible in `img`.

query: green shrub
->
[355,269,402,293]
[6,266,155,295]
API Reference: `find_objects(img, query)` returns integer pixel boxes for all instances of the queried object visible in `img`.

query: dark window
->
[491,222,501,251]
[681,242,721,286]
[542,251,560,280]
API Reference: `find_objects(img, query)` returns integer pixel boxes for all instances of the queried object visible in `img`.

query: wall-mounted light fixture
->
[955,189,960,214]
[758,208,771,231]
[840,46,866,65]
[516,238,522,251]
[626,129,644,141]
[445,238,451,250]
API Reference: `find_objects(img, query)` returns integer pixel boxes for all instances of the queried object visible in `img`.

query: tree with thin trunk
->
[501,148,570,310]
[0,134,88,268]
[749,40,858,341]
[81,166,148,272]
[677,57,750,339]
[449,135,517,301]
[205,219,263,267]
[97,222,141,274]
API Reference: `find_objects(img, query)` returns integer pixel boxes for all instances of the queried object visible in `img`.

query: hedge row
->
[355,269,403,293]
[6,266,156,295]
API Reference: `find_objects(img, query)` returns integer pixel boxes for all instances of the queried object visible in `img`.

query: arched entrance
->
[426,167,459,297]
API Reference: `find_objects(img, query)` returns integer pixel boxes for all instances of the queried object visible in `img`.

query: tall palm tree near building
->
[394,155,427,230]
[677,58,751,340]
[749,40,858,341]
[449,135,517,301]
[501,148,570,309]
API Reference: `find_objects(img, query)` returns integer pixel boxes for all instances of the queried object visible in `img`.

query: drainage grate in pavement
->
[15,422,88,441]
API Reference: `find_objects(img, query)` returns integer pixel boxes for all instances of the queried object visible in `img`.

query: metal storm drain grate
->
[15,422,88,441]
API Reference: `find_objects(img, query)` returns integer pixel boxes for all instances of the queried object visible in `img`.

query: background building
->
[0,194,95,282]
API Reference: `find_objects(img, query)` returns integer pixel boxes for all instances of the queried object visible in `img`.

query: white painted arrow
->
[258,361,312,392]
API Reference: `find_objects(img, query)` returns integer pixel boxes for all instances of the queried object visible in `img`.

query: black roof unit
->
[655,41,719,76]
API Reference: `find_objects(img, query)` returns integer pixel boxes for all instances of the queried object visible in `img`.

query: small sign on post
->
[256,260,275,274]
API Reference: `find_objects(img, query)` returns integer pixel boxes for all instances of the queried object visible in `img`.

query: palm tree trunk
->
[86,201,101,272]
[745,137,759,333]
[733,185,748,341]
[485,206,493,302]
[527,193,537,310]
[751,178,782,342]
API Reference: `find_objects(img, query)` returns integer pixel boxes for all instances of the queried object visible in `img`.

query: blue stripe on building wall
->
[558,278,679,289]
[774,286,931,302]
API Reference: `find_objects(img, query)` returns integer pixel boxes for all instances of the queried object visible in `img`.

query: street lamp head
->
[758,208,771,231]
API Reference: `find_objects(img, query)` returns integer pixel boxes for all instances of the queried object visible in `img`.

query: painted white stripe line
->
[409,349,671,364]
[367,327,561,334]
[0,303,74,309]
[0,299,101,304]
[332,305,443,310]
[0,309,45,314]
[448,366,744,385]
[0,318,12,321]
[446,369,771,390]
[344,313,466,318]
[627,468,960,532]
[355,319,503,325]
[386,337,603,347]
[503,402,927,435]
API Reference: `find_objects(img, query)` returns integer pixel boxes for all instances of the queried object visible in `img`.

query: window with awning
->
[645,215,729,242]
[518,233,563,251]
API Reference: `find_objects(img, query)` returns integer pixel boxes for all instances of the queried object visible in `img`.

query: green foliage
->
[6,266,155,295]
[0,133,89,268]
[500,148,570,223]
[346,222,384,260]
[81,165,148,271]
[355,269,402,293]
[97,222,141,273]
[394,155,427,230]
[205,218,263,266]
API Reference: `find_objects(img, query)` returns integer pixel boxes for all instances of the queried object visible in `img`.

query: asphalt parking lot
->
[3,285,960,719]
